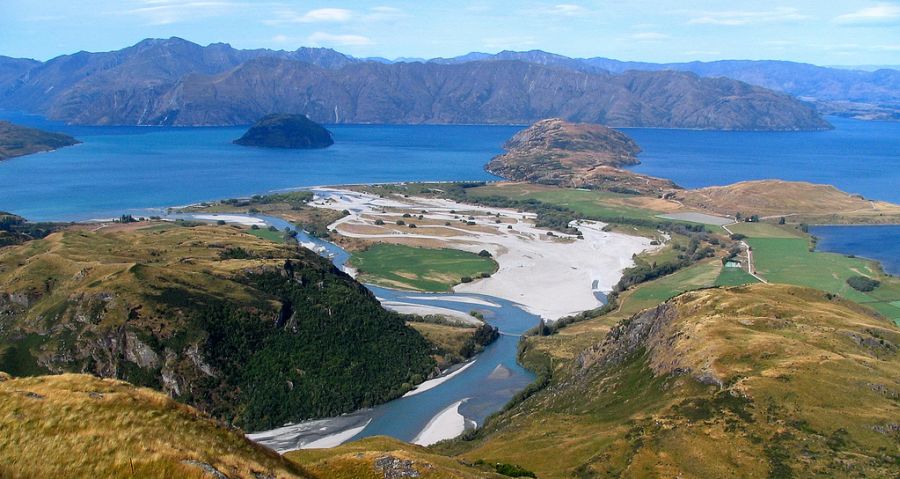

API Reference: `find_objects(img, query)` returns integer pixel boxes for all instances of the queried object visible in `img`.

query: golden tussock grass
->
[0,374,311,478]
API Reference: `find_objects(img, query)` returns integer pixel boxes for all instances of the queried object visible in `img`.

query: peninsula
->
[0,120,79,160]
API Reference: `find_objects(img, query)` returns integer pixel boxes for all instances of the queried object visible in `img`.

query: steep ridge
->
[442,284,899,478]
[431,50,900,120]
[0,223,435,431]
[0,39,830,130]
[0,56,39,92]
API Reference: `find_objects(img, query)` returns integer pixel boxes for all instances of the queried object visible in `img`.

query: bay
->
[626,117,900,203]
[809,225,900,276]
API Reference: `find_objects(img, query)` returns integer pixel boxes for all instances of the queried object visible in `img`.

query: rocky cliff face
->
[0,38,831,131]
[486,118,676,194]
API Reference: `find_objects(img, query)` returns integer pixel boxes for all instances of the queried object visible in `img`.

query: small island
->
[0,121,80,160]
[233,114,334,149]
[486,118,674,194]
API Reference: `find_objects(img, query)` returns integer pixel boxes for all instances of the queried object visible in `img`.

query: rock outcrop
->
[234,114,334,149]
[487,118,677,194]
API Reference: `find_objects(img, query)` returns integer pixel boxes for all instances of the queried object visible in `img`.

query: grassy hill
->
[436,284,899,478]
[0,222,435,431]
[0,120,79,160]
[677,180,900,224]
[486,119,675,194]
[0,373,310,478]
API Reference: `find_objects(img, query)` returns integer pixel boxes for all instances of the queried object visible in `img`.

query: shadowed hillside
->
[0,38,830,131]
[0,222,435,431]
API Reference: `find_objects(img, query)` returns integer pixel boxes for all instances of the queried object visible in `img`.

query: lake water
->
[626,117,900,203]
[1,111,898,448]
[809,225,900,276]
[2,113,899,221]
[0,112,514,221]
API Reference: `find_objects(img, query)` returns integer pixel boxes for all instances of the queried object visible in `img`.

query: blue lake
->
[1,113,899,221]
[1,111,898,448]
[626,117,900,203]
[810,225,900,276]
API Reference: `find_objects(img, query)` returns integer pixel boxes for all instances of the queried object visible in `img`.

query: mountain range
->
[0,37,837,130]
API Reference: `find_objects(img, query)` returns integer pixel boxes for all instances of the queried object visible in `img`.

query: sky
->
[1,1,899,66]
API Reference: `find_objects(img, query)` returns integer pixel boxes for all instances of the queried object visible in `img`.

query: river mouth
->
[168,211,542,451]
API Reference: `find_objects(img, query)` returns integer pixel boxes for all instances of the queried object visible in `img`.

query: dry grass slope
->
[286,436,507,479]
[678,180,900,223]
[440,284,899,478]
[0,374,310,478]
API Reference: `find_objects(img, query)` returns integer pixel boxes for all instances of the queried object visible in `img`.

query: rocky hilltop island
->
[0,120,79,160]
[487,118,676,194]
[234,114,334,149]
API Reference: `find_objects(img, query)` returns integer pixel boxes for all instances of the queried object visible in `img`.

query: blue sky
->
[2,1,899,65]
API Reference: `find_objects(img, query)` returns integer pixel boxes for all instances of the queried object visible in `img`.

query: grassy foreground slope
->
[287,436,509,479]
[0,222,434,431]
[0,373,310,479]
[438,284,899,478]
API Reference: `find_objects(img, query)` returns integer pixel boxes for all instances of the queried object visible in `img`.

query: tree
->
[478,250,492,257]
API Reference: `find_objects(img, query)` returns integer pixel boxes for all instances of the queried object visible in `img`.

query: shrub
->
[374,219,385,225]
[478,250,492,257]
[216,220,226,226]
[847,276,880,292]
[460,276,473,283]
[396,220,405,226]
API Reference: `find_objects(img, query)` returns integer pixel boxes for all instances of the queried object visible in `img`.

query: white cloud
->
[526,4,589,17]
[365,6,406,21]
[631,32,669,41]
[482,36,538,50]
[291,8,353,23]
[684,50,721,56]
[689,7,808,26]
[123,0,242,25]
[308,32,373,47]
[266,6,405,26]
[834,3,900,25]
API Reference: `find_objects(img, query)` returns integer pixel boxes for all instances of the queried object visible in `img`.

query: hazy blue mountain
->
[430,50,900,120]
[0,38,829,130]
